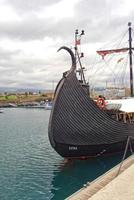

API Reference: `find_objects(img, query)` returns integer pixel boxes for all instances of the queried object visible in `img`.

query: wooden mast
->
[128,22,133,97]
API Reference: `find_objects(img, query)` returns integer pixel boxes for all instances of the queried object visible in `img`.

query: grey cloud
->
[0,0,131,44]
[0,17,75,41]
[0,47,20,60]
[0,48,61,89]
[0,0,133,89]
[72,0,132,44]
[5,0,62,12]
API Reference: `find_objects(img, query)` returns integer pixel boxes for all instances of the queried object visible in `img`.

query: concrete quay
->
[67,155,134,200]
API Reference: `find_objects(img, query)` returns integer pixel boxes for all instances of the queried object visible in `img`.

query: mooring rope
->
[116,136,134,176]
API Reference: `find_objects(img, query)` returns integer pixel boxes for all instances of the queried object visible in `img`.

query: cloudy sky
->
[0,0,134,90]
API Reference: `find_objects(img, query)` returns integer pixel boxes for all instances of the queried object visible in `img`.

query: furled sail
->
[97,48,129,58]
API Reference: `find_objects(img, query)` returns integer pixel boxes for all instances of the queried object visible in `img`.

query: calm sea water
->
[0,108,123,200]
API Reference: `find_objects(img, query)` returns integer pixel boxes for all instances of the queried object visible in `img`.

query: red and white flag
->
[75,39,81,45]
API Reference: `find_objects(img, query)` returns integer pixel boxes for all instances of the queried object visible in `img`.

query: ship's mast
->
[75,29,78,65]
[97,22,134,97]
[128,22,133,97]
[74,29,90,96]
[74,29,86,83]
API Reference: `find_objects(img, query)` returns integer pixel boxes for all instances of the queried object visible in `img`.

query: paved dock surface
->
[67,155,134,200]
[89,163,134,200]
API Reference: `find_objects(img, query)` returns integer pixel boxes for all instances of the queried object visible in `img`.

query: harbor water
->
[0,108,123,200]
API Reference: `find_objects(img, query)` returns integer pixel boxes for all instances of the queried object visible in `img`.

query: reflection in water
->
[51,154,123,200]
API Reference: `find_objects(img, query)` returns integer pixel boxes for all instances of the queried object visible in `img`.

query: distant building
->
[105,87,126,99]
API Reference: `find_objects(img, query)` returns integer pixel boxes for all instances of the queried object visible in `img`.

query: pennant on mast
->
[117,57,124,63]
[75,38,81,45]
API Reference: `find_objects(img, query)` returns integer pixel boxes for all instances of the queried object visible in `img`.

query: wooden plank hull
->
[53,141,127,158]
[48,47,134,158]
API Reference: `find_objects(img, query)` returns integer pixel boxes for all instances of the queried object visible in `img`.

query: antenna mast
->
[75,29,86,83]
[74,29,90,95]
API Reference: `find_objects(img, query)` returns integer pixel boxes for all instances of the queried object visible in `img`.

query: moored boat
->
[44,101,53,110]
[0,109,3,113]
[48,24,134,159]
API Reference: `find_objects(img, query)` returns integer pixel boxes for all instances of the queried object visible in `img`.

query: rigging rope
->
[116,136,134,177]
[89,28,130,90]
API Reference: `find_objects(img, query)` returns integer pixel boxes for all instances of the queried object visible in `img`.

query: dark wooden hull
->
[53,141,127,158]
[48,47,134,159]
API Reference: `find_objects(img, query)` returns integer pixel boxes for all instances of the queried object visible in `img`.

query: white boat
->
[18,101,53,109]
[0,109,3,113]
[44,101,53,110]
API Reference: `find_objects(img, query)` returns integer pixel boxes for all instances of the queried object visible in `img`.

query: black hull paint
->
[48,46,134,159]
[54,141,127,158]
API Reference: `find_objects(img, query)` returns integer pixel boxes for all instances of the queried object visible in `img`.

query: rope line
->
[116,136,134,176]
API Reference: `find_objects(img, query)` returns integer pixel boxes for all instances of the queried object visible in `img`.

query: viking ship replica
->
[48,23,134,159]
